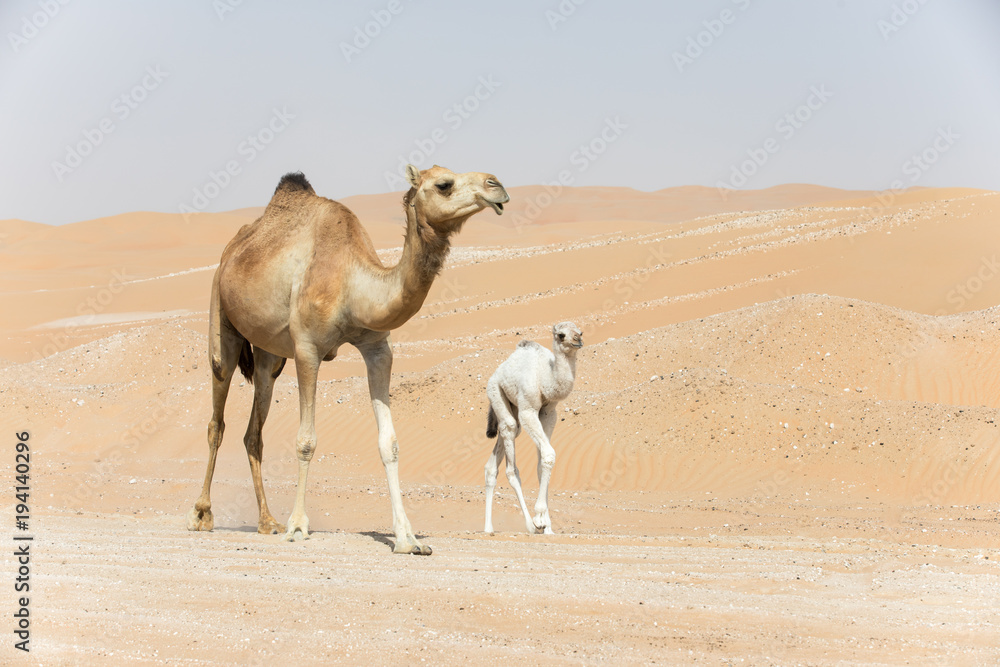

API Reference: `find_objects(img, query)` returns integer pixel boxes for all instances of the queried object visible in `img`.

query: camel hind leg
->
[187,311,241,531]
[283,347,320,543]
[243,347,286,534]
[484,437,504,533]
[487,383,534,534]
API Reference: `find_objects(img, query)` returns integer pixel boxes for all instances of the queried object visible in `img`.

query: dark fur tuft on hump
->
[274,171,314,195]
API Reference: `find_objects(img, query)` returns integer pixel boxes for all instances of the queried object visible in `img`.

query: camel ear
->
[405,164,421,188]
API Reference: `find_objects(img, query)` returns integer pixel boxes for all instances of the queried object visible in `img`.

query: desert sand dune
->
[2,185,1000,663]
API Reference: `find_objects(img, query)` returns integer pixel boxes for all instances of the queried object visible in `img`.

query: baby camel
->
[484,321,583,534]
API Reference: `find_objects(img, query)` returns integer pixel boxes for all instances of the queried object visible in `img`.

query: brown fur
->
[188,164,509,554]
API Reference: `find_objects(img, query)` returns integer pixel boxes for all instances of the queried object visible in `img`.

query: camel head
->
[552,321,583,353]
[405,164,509,234]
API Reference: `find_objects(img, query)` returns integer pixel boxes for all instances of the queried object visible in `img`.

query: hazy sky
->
[2,0,998,224]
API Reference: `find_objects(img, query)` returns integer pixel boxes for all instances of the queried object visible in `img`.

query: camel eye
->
[558,333,566,341]
[435,181,453,193]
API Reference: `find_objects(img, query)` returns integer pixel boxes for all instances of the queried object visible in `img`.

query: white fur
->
[484,321,582,533]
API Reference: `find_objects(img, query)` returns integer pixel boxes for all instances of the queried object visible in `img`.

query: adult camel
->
[187,164,509,554]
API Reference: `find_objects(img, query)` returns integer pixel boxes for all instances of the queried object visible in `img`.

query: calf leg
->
[483,438,504,533]
[522,405,558,534]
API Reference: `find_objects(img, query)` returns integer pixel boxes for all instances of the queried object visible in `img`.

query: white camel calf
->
[484,321,582,534]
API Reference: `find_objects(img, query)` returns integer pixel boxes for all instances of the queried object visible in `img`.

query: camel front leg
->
[283,350,319,542]
[523,406,558,535]
[360,338,431,555]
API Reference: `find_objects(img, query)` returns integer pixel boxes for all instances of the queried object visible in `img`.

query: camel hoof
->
[393,541,432,556]
[258,518,285,535]
[283,527,309,542]
[186,507,214,532]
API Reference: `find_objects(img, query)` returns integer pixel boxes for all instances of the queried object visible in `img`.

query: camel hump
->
[274,171,314,195]
[517,339,542,351]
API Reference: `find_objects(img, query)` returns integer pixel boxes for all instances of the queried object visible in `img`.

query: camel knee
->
[210,355,225,382]
[378,437,398,465]
[538,442,556,470]
[296,435,316,461]
[207,420,224,448]
[243,430,261,456]
[484,462,499,487]
[498,417,518,438]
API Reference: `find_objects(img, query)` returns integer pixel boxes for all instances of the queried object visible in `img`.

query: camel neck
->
[554,351,577,376]
[398,203,452,295]
[352,203,455,331]
[550,350,577,395]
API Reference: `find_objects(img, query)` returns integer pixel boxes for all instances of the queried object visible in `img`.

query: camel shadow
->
[212,525,259,533]
[212,524,338,540]
[360,530,395,550]
[192,522,424,551]
[359,530,430,553]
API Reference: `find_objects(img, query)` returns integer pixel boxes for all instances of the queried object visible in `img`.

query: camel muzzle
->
[484,181,509,215]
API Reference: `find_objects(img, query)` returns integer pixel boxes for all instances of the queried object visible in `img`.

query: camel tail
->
[237,339,254,384]
[486,404,498,439]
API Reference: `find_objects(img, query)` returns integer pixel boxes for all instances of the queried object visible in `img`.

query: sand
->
[2,183,1000,664]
